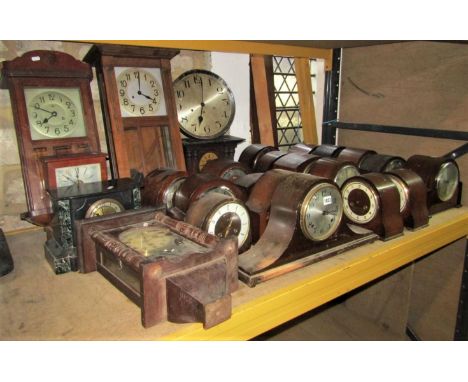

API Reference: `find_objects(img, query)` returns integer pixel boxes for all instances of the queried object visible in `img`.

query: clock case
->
[0,50,102,223]
[201,158,251,181]
[238,172,378,287]
[45,178,141,274]
[41,152,108,190]
[238,144,275,170]
[83,44,186,178]
[182,135,245,174]
[79,210,238,329]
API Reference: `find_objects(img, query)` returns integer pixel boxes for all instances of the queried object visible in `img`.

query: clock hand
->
[34,105,55,115]
[137,71,141,92]
[137,91,156,102]
[199,78,205,124]
[42,111,58,123]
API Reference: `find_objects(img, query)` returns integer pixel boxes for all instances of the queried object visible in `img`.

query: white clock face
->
[55,163,102,188]
[300,183,343,241]
[173,70,235,139]
[206,201,250,247]
[115,67,167,117]
[24,87,87,140]
[436,161,459,201]
[342,181,379,224]
[386,174,409,213]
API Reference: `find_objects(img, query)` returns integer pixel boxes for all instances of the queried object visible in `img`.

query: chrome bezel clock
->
[173,69,236,140]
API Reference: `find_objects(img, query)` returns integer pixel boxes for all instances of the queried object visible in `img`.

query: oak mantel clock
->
[83,44,186,178]
[0,50,102,223]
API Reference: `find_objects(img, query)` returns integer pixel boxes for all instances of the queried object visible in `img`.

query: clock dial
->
[174,69,235,139]
[436,161,459,202]
[333,164,360,187]
[299,183,343,241]
[342,181,379,224]
[220,166,249,181]
[85,198,125,218]
[383,158,406,172]
[55,163,102,188]
[24,87,86,140]
[115,67,166,117]
[199,151,218,171]
[201,186,236,199]
[206,201,250,248]
[386,174,409,213]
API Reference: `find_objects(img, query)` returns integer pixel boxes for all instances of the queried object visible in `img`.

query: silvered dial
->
[201,186,235,199]
[386,174,409,213]
[174,70,235,139]
[206,201,250,247]
[300,183,343,241]
[383,158,406,172]
[342,181,379,224]
[221,167,248,181]
[334,164,360,187]
[436,161,459,201]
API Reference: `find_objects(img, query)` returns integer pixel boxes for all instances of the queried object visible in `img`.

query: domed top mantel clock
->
[173,69,244,174]
[0,50,102,223]
[83,44,186,178]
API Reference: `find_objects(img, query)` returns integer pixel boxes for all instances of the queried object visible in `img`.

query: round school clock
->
[173,69,235,139]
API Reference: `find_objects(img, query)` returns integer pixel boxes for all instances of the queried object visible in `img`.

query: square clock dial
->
[24,87,87,140]
[114,67,167,117]
[55,163,102,188]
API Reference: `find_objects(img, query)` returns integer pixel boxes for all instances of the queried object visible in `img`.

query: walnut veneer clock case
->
[305,158,360,187]
[141,168,187,211]
[311,144,346,158]
[272,152,320,173]
[0,50,102,222]
[341,173,404,240]
[384,168,429,230]
[83,211,238,329]
[45,178,141,274]
[359,153,406,173]
[238,144,275,170]
[238,172,378,287]
[336,147,377,166]
[253,150,288,172]
[42,152,108,190]
[406,155,462,214]
[288,143,318,154]
[83,44,186,178]
[201,158,251,181]
[173,173,246,213]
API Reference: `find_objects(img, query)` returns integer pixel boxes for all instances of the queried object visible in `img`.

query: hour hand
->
[137,91,154,101]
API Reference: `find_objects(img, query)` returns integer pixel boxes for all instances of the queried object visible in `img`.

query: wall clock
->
[341,173,404,240]
[238,172,377,286]
[42,152,108,190]
[173,69,235,140]
[406,155,461,214]
[83,44,186,178]
[0,50,102,223]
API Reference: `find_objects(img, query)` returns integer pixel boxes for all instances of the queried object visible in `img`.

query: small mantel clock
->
[173,69,244,174]
[83,44,186,178]
[0,50,102,223]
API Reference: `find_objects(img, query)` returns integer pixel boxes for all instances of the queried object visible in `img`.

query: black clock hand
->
[34,105,54,114]
[137,71,141,91]
[137,91,155,101]
[42,111,58,123]
[199,79,205,125]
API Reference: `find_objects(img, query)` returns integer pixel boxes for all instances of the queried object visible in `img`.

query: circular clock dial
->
[386,174,409,212]
[342,181,379,224]
[220,167,248,181]
[334,164,360,187]
[299,183,343,241]
[206,201,250,247]
[174,70,235,139]
[201,186,235,199]
[383,158,406,172]
[85,198,125,218]
[27,90,79,138]
[116,68,163,116]
[199,152,219,171]
[436,161,459,201]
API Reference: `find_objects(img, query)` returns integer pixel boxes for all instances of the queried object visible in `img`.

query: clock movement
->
[185,193,252,252]
[406,155,461,214]
[1,50,102,222]
[83,44,186,178]
[384,168,429,230]
[359,153,406,173]
[238,172,378,286]
[80,211,238,329]
[201,158,251,181]
[341,173,404,240]
[238,144,275,170]
[45,178,141,274]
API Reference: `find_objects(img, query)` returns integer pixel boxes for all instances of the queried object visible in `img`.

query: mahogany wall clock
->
[83,44,186,178]
[0,50,102,223]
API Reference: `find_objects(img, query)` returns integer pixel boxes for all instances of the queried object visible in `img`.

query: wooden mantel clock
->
[0,50,102,223]
[83,44,186,178]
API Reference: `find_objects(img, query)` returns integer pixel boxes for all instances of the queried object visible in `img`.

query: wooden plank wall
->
[337,41,468,340]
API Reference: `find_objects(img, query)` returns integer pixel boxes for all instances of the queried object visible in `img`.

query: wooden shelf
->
[1,207,467,340]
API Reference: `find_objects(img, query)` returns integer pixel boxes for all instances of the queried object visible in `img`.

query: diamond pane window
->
[272,56,302,150]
